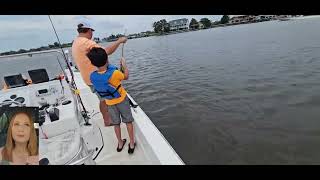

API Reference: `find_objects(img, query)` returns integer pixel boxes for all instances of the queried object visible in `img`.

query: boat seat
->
[39,128,81,165]
[28,69,49,84]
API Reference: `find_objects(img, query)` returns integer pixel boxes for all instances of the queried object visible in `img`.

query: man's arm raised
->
[105,37,127,55]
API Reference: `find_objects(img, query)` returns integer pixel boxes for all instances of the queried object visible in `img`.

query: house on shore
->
[169,18,189,31]
[128,34,137,39]
[127,32,150,39]
[140,32,148,37]
[198,22,205,29]
[189,22,199,30]
[229,15,258,24]
[259,15,277,21]
[228,15,284,24]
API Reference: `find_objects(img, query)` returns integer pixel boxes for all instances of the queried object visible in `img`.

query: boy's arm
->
[120,57,129,80]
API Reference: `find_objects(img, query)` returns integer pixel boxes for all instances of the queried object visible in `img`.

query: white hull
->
[0,51,184,165]
[71,70,184,165]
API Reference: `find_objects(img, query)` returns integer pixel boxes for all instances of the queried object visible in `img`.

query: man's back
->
[72,36,101,85]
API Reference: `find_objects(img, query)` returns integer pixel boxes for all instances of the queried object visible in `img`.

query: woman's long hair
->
[1,109,38,162]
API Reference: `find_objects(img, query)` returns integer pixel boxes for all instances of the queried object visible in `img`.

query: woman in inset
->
[0,109,38,165]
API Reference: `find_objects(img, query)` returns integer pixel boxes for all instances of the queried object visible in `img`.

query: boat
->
[278,18,291,21]
[0,50,184,165]
[278,16,293,21]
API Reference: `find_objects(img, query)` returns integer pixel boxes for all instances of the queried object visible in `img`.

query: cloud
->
[0,15,222,52]
[0,16,49,31]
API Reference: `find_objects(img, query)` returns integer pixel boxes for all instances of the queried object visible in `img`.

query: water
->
[1,17,320,164]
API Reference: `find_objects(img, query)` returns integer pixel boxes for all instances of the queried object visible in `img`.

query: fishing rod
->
[48,15,91,125]
[119,29,138,108]
[120,29,127,73]
[121,29,127,57]
[48,16,72,83]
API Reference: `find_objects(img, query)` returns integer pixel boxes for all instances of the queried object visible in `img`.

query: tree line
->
[0,42,72,56]
[152,15,230,33]
[102,34,126,42]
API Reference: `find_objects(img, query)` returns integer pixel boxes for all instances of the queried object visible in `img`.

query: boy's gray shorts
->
[107,96,134,125]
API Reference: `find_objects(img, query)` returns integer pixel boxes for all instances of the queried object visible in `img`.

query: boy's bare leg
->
[114,125,124,147]
[126,122,135,147]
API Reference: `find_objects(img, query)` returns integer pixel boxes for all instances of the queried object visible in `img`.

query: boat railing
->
[0,49,65,59]
[65,137,96,165]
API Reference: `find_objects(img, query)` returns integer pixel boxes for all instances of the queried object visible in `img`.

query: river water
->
[1,17,320,164]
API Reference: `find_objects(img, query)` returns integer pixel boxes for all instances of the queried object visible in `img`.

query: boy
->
[72,19,127,127]
[87,47,135,154]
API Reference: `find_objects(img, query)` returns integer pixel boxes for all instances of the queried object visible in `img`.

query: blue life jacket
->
[90,64,122,100]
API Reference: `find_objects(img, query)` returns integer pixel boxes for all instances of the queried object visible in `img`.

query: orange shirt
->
[96,69,127,105]
[71,36,102,85]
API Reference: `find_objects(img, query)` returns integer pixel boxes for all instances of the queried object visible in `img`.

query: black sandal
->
[128,142,136,154]
[117,139,127,152]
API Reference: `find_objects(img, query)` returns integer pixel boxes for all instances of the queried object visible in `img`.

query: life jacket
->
[90,64,121,100]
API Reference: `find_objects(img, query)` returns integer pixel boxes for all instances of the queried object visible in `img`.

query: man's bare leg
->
[100,100,111,126]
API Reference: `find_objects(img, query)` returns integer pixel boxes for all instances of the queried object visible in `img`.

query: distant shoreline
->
[2,15,319,56]
[290,15,320,19]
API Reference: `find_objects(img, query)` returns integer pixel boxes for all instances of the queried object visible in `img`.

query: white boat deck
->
[0,51,183,165]
[77,85,153,165]
[72,71,184,165]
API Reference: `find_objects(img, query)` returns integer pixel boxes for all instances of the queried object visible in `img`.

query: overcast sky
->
[0,15,222,53]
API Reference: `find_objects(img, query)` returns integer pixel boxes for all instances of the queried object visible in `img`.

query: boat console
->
[1,68,102,164]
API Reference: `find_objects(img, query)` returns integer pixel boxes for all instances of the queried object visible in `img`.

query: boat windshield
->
[0,50,70,90]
